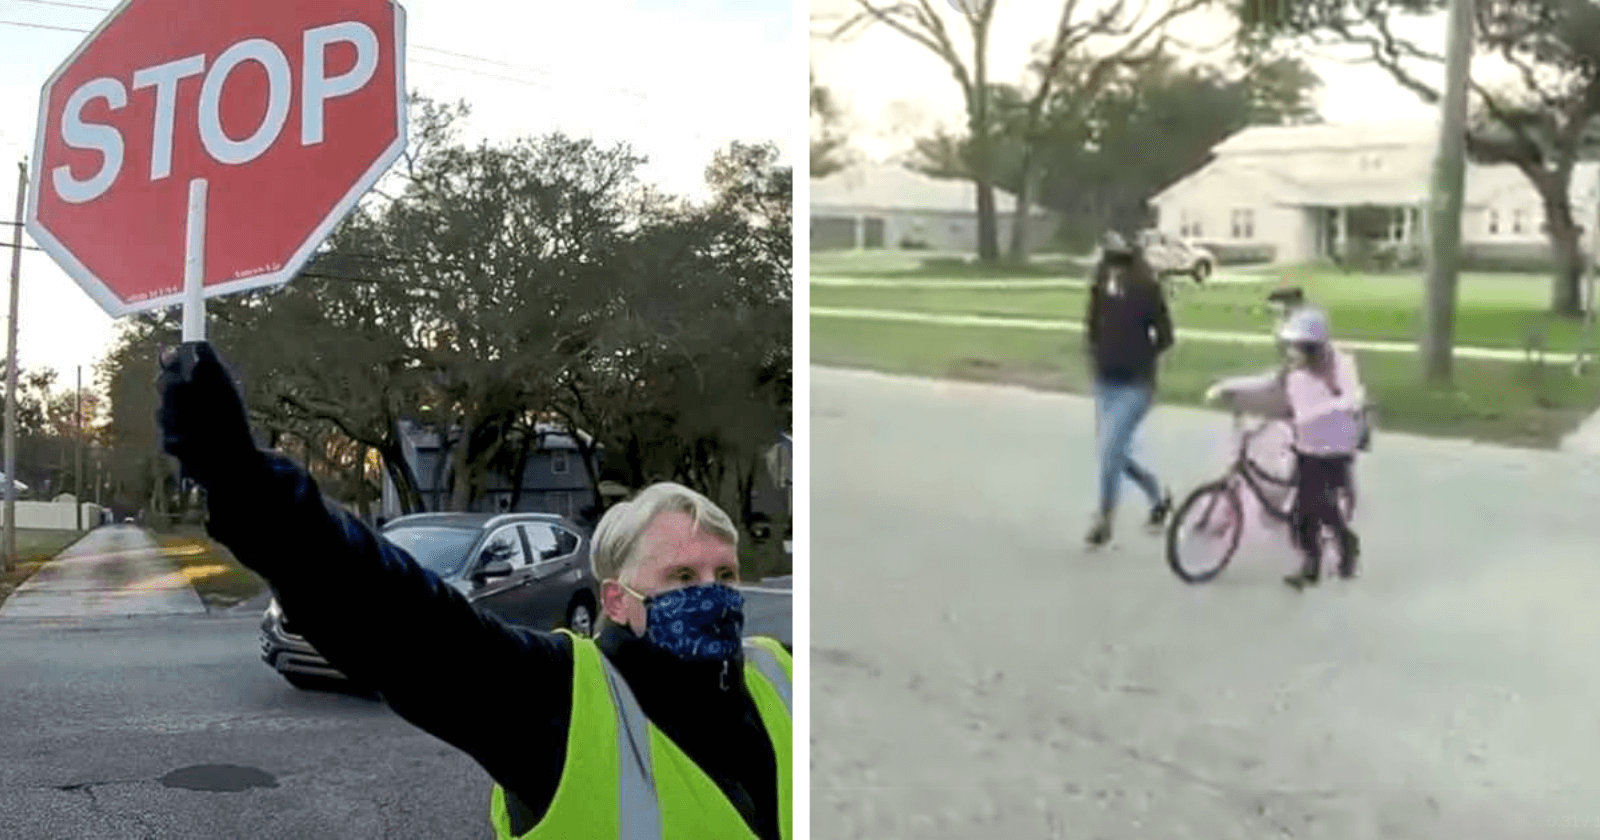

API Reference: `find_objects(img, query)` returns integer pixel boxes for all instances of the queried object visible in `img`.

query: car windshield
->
[381,526,480,577]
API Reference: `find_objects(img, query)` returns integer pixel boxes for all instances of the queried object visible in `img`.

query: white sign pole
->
[181,178,207,342]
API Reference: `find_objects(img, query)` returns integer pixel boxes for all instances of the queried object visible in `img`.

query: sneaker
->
[1145,491,1174,533]
[1337,532,1361,579]
[1283,570,1320,591]
[1084,516,1113,548]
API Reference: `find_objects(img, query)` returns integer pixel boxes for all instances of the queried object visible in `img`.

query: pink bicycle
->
[1165,416,1356,584]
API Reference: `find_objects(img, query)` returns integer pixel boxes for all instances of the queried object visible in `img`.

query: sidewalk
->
[810,305,1582,363]
[1562,407,1600,455]
[810,273,1266,289]
[0,525,206,620]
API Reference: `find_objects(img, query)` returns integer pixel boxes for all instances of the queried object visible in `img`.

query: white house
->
[811,163,1056,252]
[1149,122,1600,264]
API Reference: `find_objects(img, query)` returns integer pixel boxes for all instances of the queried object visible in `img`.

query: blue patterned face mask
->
[620,581,745,662]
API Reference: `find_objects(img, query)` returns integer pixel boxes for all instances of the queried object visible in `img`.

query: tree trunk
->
[1545,196,1584,317]
[378,439,425,514]
[505,426,537,512]
[1006,165,1037,264]
[969,21,1000,264]
[572,433,604,517]
[448,416,480,512]
[354,443,370,521]
[432,418,456,512]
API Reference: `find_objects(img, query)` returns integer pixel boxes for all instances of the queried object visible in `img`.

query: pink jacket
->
[1212,348,1366,456]
[1282,347,1365,456]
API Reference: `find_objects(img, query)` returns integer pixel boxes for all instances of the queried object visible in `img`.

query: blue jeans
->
[1094,379,1162,515]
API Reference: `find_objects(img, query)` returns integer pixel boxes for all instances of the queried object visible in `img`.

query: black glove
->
[156,341,260,489]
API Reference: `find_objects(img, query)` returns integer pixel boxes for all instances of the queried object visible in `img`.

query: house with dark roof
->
[1149,122,1600,264]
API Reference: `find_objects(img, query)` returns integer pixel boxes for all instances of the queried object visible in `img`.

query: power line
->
[0,17,88,33]
[0,16,703,141]
[9,0,105,11]
[4,1,655,103]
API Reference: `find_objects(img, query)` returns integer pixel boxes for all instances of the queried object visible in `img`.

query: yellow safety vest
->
[489,630,792,839]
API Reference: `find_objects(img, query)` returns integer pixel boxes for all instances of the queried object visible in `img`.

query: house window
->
[551,450,570,475]
[1179,210,1202,238]
[1230,209,1254,240]
[1488,210,1499,235]
[1513,209,1526,234]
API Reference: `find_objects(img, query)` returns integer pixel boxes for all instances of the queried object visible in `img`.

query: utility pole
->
[1420,0,1475,384]
[75,365,84,531]
[4,161,24,572]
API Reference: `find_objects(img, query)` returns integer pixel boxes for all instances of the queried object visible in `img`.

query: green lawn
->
[811,249,1092,279]
[812,268,1590,352]
[151,527,267,610]
[0,529,87,607]
[811,317,1600,448]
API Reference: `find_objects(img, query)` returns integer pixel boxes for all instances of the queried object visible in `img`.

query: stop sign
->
[24,0,407,317]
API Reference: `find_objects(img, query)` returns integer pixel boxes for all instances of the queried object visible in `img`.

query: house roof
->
[1155,121,1600,209]
[811,163,1025,213]
[1212,121,1438,155]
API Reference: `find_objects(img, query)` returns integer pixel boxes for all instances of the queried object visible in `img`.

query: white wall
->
[10,500,104,530]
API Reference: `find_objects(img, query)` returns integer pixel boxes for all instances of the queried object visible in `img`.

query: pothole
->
[158,764,279,792]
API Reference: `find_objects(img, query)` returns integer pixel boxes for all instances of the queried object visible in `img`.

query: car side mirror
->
[474,558,514,583]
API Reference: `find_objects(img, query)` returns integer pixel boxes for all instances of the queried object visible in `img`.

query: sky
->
[809,0,1518,159]
[0,0,794,387]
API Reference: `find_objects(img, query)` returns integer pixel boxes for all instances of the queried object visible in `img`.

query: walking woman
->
[1083,231,1174,547]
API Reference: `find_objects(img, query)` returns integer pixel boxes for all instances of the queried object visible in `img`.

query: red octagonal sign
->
[25,0,407,316]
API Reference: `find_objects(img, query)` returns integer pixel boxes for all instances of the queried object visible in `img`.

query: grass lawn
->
[811,317,1600,448]
[813,268,1592,353]
[0,529,88,607]
[151,526,267,611]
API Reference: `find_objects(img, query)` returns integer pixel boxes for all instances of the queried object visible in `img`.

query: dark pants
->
[1292,452,1354,570]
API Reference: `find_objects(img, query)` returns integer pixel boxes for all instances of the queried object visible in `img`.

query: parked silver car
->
[259,511,599,690]
[1137,229,1217,283]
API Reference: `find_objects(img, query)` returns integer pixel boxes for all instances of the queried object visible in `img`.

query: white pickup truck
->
[1136,229,1217,284]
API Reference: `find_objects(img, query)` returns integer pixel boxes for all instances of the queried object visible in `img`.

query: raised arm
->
[158,342,573,796]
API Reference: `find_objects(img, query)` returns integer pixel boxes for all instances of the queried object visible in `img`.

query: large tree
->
[811,70,854,177]
[837,0,1211,262]
[911,53,1323,249]
[1237,0,1600,316]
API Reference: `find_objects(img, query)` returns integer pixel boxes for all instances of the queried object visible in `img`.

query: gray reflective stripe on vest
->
[742,642,792,714]
[598,655,661,840]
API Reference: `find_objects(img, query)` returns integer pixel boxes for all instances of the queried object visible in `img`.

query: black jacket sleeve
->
[1149,286,1174,355]
[1084,277,1103,354]
[203,451,573,800]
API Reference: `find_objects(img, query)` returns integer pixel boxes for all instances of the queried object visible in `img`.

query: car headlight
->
[265,599,282,620]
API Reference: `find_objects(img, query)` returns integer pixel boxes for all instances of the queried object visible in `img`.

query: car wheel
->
[566,598,596,637]
[1193,261,1212,283]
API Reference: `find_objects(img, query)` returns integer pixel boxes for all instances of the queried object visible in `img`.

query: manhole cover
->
[159,764,278,792]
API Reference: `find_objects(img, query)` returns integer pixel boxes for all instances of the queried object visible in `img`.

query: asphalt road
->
[811,366,1600,839]
[0,612,492,839]
[0,557,791,838]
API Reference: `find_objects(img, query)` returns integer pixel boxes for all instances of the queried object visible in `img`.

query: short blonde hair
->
[590,481,738,586]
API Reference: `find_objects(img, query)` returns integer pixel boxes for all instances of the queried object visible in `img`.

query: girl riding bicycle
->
[1207,306,1365,589]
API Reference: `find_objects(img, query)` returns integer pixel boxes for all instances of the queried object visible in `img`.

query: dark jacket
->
[205,452,787,839]
[1084,254,1174,386]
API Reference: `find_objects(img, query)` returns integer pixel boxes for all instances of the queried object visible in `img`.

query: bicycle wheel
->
[1166,480,1245,584]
